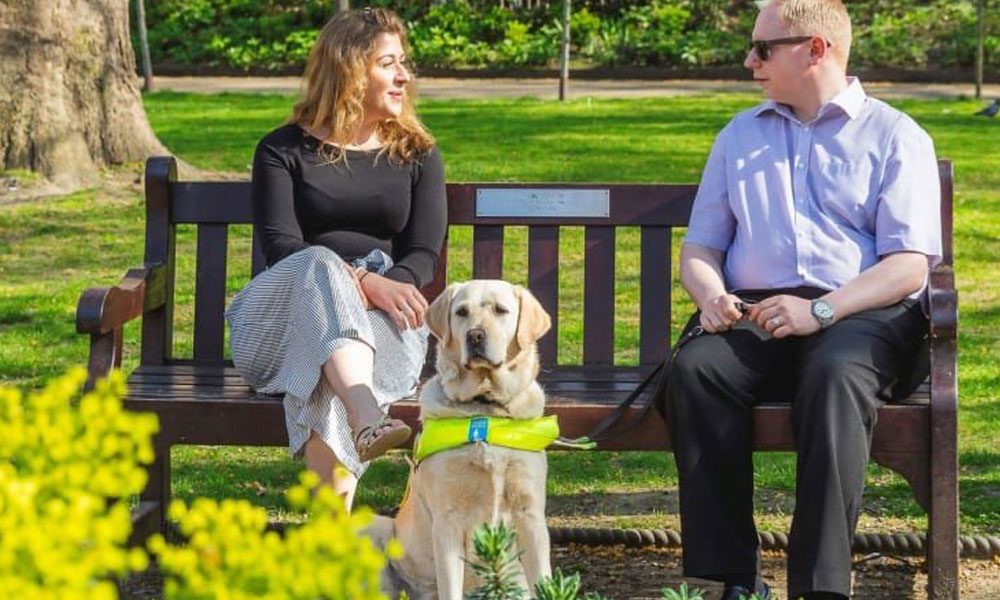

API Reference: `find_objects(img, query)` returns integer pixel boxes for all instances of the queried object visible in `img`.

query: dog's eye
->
[455,307,468,318]
[494,305,509,315]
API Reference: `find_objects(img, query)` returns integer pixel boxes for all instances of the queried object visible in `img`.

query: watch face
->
[814,301,834,319]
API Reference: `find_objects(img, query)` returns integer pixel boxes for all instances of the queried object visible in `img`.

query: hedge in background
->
[136,0,999,72]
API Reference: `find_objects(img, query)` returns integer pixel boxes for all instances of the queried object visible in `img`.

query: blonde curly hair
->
[290,8,434,164]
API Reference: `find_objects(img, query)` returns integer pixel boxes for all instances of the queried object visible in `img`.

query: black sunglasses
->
[750,36,829,60]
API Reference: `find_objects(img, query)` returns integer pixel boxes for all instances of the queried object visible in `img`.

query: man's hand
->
[360,272,428,330]
[746,295,820,338]
[698,293,745,333]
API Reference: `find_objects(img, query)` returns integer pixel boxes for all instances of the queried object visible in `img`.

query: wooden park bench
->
[76,155,959,599]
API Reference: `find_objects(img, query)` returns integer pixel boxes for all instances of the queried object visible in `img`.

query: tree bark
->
[336,0,350,13]
[0,0,169,191]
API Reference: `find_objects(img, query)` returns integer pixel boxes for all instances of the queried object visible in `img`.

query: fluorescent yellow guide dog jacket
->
[413,415,560,462]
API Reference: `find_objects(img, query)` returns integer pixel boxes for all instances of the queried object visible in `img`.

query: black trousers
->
[663,288,928,599]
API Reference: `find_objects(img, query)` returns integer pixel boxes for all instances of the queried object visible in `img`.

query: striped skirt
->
[225,246,428,476]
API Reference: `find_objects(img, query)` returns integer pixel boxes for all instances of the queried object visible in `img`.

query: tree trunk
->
[0,0,169,191]
[975,0,984,100]
[336,0,350,13]
[136,0,154,92]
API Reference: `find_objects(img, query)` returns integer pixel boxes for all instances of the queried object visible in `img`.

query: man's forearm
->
[823,251,929,322]
[680,243,728,310]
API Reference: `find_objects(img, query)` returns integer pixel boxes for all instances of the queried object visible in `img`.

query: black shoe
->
[720,582,772,600]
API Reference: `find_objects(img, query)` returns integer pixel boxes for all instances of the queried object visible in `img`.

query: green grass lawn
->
[1,91,997,535]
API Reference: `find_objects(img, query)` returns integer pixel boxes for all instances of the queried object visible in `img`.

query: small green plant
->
[534,569,608,600]
[465,522,608,600]
[661,582,706,600]
[466,522,527,600]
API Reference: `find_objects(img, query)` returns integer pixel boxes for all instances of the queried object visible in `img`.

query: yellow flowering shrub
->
[0,368,158,598]
[1,368,399,599]
[150,469,403,600]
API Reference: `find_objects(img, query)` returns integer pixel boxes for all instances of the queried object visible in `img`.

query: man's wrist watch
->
[810,298,836,329]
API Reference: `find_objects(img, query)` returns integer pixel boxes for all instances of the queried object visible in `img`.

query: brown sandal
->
[354,417,412,462]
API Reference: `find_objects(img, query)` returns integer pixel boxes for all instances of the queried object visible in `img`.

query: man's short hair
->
[757,0,852,65]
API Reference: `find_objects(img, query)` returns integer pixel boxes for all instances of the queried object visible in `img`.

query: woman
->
[225,7,446,510]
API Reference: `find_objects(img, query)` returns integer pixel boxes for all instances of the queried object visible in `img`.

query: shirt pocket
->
[813,158,876,228]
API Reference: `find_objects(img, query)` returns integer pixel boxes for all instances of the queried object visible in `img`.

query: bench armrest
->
[926,264,958,415]
[75,264,167,388]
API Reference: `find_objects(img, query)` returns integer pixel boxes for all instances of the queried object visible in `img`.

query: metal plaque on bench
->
[476,188,610,218]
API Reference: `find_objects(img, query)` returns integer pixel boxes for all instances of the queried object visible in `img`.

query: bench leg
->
[134,441,172,543]
[927,432,959,599]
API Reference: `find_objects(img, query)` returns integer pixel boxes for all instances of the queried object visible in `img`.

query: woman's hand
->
[360,272,428,330]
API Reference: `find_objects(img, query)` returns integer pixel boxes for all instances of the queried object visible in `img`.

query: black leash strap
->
[556,325,705,448]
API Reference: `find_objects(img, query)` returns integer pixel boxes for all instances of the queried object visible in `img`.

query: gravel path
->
[151,75,1000,101]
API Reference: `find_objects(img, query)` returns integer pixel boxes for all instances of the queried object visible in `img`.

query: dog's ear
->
[514,285,551,354]
[426,282,462,346]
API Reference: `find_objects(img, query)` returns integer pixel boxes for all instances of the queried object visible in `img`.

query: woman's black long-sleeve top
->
[251,124,447,287]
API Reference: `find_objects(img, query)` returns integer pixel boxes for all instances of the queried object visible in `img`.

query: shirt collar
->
[753,77,867,122]
[825,77,866,119]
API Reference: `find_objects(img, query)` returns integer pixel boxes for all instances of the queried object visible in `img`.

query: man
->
[663,1,941,599]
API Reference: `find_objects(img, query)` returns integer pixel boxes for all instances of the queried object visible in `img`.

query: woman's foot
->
[354,417,412,461]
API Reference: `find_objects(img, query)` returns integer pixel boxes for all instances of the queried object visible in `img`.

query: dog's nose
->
[467,328,487,347]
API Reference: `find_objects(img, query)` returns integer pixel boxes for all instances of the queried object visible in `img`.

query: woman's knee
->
[299,245,342,267]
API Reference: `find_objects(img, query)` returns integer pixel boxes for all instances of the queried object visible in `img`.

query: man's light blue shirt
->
[685,78,942,297]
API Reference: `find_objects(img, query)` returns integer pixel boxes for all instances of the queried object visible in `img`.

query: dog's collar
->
[413,415,559,462]
[471,394,508,411]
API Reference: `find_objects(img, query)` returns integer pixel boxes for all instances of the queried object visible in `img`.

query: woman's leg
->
[323,339,381,425]
[321,338,411,462]
[303,431,358,509]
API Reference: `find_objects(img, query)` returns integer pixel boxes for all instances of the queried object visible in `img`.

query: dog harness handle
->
[413,415,560,462]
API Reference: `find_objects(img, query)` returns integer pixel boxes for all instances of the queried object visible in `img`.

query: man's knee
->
[800,349,883,395]
[794,352,882,427]
[668,338,728,390]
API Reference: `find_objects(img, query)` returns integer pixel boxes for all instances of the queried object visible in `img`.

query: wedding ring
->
[771,316,782,327]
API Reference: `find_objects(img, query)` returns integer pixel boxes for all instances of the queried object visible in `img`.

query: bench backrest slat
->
[173,183,253,223]
[472,225,504,279]
[640,226,672,365]
[528,225,559,364]
[583,226,616,365]
[193,224,229,365]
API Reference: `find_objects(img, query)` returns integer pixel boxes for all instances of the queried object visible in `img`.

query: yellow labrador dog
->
[367,280,553,600]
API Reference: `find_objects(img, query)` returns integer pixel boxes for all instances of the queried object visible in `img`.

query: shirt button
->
[803,126,810,132]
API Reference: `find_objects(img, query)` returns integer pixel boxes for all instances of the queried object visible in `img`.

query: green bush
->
[851,1,982,68]
[134,0,998,72]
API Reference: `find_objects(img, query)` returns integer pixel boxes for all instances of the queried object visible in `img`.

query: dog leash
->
[552,324,704,449]
[555,300,758,449]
